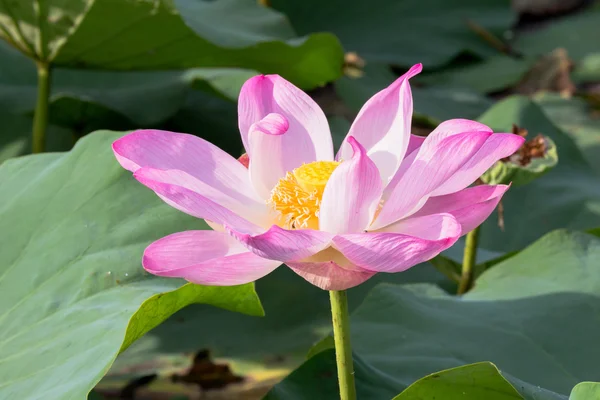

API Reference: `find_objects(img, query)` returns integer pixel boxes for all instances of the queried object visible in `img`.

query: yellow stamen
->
[293,161,340,194]
[269,161,340,229]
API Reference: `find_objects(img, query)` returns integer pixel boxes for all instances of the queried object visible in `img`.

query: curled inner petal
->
[269,161,339,229]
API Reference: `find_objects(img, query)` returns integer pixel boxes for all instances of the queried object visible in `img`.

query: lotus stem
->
[32,61,51,154]
[329,290,357,400]
[458,226,480,294]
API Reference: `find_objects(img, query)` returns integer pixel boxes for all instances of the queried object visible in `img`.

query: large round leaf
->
[569,382,600,400]
[466,230,600,300]
[393,362,523,400]
[0,0,343,87]
[267,230,600,399]
[0,131,263,399]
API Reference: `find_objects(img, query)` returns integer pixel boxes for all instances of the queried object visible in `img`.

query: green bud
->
[481,126,557,187]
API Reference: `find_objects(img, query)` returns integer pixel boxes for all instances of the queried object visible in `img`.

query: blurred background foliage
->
[1,0,600,399]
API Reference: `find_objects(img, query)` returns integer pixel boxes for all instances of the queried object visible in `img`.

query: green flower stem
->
[458,226,480,294]
[329,290,357,400]
[32,61,52,154]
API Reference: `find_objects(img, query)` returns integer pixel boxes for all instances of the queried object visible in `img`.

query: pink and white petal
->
[425,119,492,148]
[430,134,526,196]
[411,185,509,233]
[338,64,422,183]
[288,247,375,290]
[381,135,425,203]
[319,137,383,234]
[134,167,270,229]
[143,230,281,286]
[372,131,492,230]
[334,214,461,273]
[135,169,264,234]
[376,213,463,239]
[113,130,264,211]
[382,132,451,202]
[288,264,375,290]
[382,131,492,204]
[381,143,419,203]
[247,113,292,199]
[228,225,333,262]
[113,129,260,198]
[238,74,333,162]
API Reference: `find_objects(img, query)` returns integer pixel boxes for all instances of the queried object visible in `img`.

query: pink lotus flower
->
[113,64,524,290]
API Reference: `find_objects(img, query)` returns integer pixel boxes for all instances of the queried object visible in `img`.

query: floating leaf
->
[569,382,600,400]
[0,131,263,399]
[393,362,523,400]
